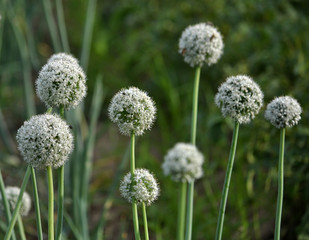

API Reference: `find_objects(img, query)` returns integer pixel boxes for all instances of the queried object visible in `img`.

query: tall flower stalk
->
[131,134,140,240]
[109,86,156,239]
[177,22,224,240]
[47,166,54,240]
[265,96,302,240]
[214,75,264,240]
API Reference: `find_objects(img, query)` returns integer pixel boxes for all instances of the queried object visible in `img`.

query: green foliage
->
[0,0,308,239]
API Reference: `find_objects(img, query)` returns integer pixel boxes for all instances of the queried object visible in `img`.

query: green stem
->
[17,214,26,240]
[0,170,17,240]
[185,66,201,240]
[190,66,201,145]
[131,134,141,240]
[4,166,31,240]
[56,106,65,240]
[177,182,187,240]
[215,121,240,240]
[56,166,64,240]
[30,167,43,240]
[274,128,285,240]
[142,202,149,240]
[47,166,55,240]
[55,0,70,52]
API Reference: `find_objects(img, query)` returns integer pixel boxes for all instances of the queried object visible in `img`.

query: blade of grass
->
[92,143,130,240]
[0,169,17,240]
[0,0,8,56]
[4,166,31,240]
[0,108,17,154]
[64,211,82,240]
[41,0,61,52]
[7,1,36,117]
[80,0,97,71]
[55,0,70,52]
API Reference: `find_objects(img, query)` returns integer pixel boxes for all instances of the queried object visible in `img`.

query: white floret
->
[0,186,31,216]
[120,169,159,206]
[36,57,87,109]
[162,143,204,182]
[108,87,156,136]
[265,96,302,128]
[179,22,224,67]
[47,52,80,66]
[215,75,264,124]
[16,114,73,169]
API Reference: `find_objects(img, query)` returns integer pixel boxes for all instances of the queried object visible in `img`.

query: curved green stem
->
[47,166,55,240]
[30,167,43,240]
[17,214,26,240]
[0,170,17,240]
[4,166,31,240]
[177,182,187,240]
[274,128,285,240]
[215,121,239,240]
[142,202,149,240]
[185,66,201,240]
[131,134,141,240]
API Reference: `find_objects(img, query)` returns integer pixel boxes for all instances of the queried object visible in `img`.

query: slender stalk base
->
[177,182,187,240]
[56,166,64,240]
[185,66,201,240]
[215,122,239,240]
[274,128,285,240]
[4,166,31,240]
[142,203,149,240]
[185,182,194,240]
[30,167,43,240]
[47,166,55,240]
[17,214,26,240]
[131,134,141,240]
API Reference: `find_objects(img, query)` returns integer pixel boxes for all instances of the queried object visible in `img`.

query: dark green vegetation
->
[0,0,309,239]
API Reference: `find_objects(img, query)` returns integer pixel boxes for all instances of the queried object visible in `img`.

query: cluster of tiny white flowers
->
[16,114,73,169]
[265,96,302,129]
[179,22,224,67]
[47,52,79,65]
[120,169,159,206]
[108,87,156,136]
[0,186,31,216]
[36,53,87,109]
[215,75,264,124]
[162,143,204,183]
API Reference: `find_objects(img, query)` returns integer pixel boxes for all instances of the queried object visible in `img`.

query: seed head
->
[179,22,224,67]
[36,53,87,109]
[0,186,31,216]
[120,169,159,206]
[162,143,204,183]
[16,114,73,169]
[215,75,264,124]
[265,96,302,128]
[108,87,156,136]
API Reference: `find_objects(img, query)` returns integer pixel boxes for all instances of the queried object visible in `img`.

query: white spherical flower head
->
[120,169,159,206]
[162,143,204,183]
[215,75,264,124]
[47,52,80,66]
[265,96,302,129]
[16,114,73,169]
[179,22,224,67]
[108,87,156,136]
[36,56,87,109]
[0,186,31,216]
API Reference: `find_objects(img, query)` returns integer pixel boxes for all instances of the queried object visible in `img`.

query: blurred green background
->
[0,0,309,239]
